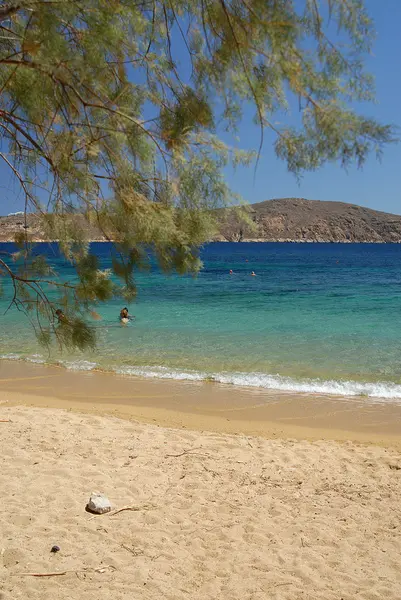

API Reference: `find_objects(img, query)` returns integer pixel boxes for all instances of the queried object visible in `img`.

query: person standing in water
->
[120,307,135,323]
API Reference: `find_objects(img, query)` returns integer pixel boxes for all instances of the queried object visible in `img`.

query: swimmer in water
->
[251,271,256,276]
[229,269,233,274]
[120,307,129,320]
[120,307,135,324]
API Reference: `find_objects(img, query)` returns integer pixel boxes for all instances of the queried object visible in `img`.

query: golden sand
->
[1,405,401,600]
[1,361,401,599]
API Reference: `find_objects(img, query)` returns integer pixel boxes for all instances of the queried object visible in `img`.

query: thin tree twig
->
[0,4,21,24]
[15,571,67,578]
[88,503,155,520]
[121,544,144,556]
[13,564,116,577]
[165,447,208,458]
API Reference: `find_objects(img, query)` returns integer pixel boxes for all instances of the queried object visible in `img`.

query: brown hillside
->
[217,198,401,242]
[0,213,105,242]
[1,198,401,243]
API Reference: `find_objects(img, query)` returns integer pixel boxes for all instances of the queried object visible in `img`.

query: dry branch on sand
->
[87,503,156,521]
[13,565,116,577]
[164,447,209,458]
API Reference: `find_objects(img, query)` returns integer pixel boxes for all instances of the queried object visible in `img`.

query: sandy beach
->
[1,0,400,596]
[1,404,401,600]
[1,363,401,599]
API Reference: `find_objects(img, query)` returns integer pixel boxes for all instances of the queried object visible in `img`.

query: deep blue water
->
[1,242,401,401]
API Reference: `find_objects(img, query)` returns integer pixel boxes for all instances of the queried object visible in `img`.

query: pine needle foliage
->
[0,0,396,348]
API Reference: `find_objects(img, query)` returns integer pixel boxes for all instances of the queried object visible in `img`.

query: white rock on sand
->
[86,492,112,515]
[0,406,401,600]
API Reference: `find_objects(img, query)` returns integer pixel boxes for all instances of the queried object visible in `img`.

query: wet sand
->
[1,360,401,448]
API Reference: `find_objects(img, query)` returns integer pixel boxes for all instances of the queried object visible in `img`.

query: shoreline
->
[3,353,401,400]
[2,360,401,448]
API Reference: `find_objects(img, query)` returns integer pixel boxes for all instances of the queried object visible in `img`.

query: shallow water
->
[1,242,401,402]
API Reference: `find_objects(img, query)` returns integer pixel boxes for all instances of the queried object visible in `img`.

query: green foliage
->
[56,317,97,352]
[217,205,258,242]
[30,256,54,278]
[160,87,214,150]
[76,259,114,304]
[0,0,397,349]
[37,329,51,349]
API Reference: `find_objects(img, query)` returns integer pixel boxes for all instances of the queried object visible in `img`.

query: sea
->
[1,241,401,403]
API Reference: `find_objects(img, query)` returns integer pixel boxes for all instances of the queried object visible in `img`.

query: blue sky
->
[1,0,400,215]
[223,0,401,213]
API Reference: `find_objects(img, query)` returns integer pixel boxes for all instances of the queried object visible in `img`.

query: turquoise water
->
[2,242,401,401]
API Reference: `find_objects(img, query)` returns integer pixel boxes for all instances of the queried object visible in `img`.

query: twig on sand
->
[0,419,10,422]
[15,571,68,578]
[121,544,144,556]
[88,503,155,521]
[109,503,155,517]
[201,463,220,477]
[165,447,208,459]
[13,565,116,577]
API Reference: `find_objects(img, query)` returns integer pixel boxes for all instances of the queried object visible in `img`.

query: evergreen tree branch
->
[0,0,396,350]
[0,4,20,24]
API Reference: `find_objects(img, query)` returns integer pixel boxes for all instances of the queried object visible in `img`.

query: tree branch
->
[0,4,20,24]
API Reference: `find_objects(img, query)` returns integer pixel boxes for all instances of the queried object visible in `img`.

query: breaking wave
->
[2,353,401,403]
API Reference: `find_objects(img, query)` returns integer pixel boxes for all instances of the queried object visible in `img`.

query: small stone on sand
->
[86,492,112,514]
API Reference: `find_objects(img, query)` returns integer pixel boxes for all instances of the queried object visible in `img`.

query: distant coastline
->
[2,197,401,243]
[1,238,399,244]
[211,238,401,244]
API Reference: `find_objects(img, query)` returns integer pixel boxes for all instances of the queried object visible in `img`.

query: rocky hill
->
[216,198,401,243]
[1,198,401,243]
[0,213,105,242]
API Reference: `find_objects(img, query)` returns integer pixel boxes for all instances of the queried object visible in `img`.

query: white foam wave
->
[58,359,98,371]
[1,353,401,402]
[0,353,21,361]
[115,365,401,402]
[116,365,207,382]
[0,353,98,371]
[26,354,46,364]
